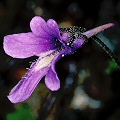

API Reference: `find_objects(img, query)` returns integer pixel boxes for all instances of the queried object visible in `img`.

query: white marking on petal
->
[38,50,55,57]
[35,55,55,71]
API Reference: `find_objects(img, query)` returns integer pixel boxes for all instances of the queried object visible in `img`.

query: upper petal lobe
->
[4,32,57,58]
[30,16,60,39]
[47,19,60,38]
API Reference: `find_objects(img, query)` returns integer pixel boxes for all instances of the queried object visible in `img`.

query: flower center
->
[53,37,63,49]
[60,26,87,49]
[67,33,87,47]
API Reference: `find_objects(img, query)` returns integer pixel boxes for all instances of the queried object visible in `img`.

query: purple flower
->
[3,16,114,103]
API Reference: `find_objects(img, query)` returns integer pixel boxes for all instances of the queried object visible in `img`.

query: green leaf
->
[7,104,36,120]
[105,60,119,74]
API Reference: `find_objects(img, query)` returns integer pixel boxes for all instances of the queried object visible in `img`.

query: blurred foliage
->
[6,104,36,120]
[105,60,119,75]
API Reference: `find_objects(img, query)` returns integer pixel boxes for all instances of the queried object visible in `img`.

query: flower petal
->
[4,32,56,58]
[45,67,60,91]
[47,19,60,38]
[30,16,60,38]
[45,50,65,91]
[8,67,49,103]
[7,54,55,103]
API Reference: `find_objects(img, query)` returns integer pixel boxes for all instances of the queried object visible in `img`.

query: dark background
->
[1,0,120,120]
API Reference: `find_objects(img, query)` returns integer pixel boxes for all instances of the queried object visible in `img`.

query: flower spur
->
[3,16,114,103]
